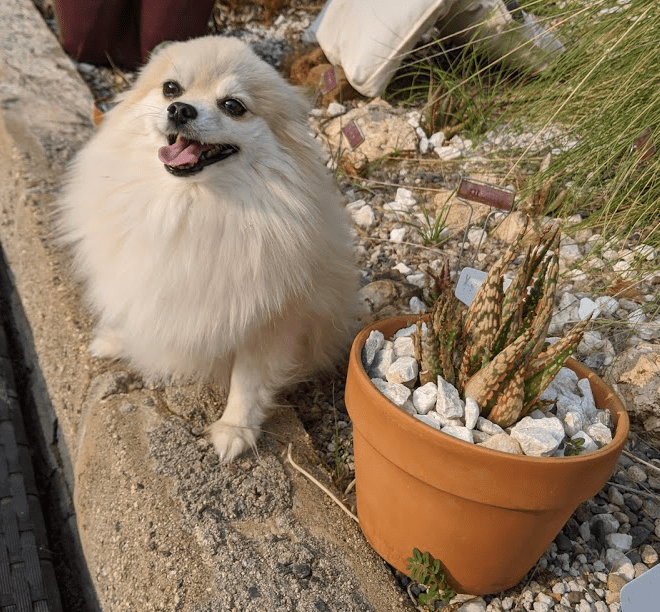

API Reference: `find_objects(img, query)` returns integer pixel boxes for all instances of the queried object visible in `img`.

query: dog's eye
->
[163,81,183,98]
[219,98,247,117]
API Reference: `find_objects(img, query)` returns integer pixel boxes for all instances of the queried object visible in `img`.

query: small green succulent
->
[406,548,455,608]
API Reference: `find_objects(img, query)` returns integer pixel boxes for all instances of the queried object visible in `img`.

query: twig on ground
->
[623,449,660,476]
[286,443,359,524]
[607,480,660,502]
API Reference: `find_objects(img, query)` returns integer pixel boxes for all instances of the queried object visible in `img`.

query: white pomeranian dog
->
[57,36,356,461]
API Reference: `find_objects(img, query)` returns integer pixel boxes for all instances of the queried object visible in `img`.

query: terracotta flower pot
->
[345,316,630,595]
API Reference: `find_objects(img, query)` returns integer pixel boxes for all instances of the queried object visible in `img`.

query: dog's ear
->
[150,40,175,58]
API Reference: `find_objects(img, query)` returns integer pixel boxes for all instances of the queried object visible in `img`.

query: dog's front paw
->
[208,420,258,462]
[89,328,123,360]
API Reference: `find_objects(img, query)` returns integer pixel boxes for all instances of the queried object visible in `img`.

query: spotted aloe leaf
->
[463,326,535,412]
[486,367,526,427]
[522,318,589,412]
[417,263,465,386]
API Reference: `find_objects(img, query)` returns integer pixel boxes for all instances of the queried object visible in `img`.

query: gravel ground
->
[34,1,660,610]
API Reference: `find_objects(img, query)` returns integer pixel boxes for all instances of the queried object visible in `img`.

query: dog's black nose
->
[167,102,198,128]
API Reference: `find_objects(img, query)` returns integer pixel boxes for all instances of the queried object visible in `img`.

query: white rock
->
[393,324,417,339]
[435,145,462,160]
[414,412,443,431]
[456,596,487,612]
[577,378,598,420]
[418,137,430,154]
[559,242,582,264]
[413,382,438,414]
[390,227,407,243]
[406,272,427,288]
[478,433,523,455]
[409,296,428,314]
[464,397,480,429]
[578,330,604,354]
[510,416,565,456]
[628,308,647,325]
[472,430,491,443]
[559,292,579,310]
[371,377,411,407]
[415,126,426,138]
[586,422,613,446]
[436,376,464,420]
[350,204,376,229]
[563,411,585,437]
[467,227,487,248]
[386,356,419,385]
[606,550,635,581]
[633,244,657,261]
[429,131,445,148]
[441,426,474,444]
[571,431,599,454]
[451,136,473,150]
[595,296,619,317]
[578,297,599,320]
[393,336,415,358]
[393,262,412,275]
[395,187,416,208]
[326,102,346,117]
[477,417,505,436]
[368,343,395,378]
[362,330,384,369]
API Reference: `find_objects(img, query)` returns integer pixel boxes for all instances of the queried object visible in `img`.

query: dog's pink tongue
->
[158,138,204,166]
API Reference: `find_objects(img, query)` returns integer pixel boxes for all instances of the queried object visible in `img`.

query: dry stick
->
[607,481,660,502]
[622,449,660,477]
[286,443,359,524]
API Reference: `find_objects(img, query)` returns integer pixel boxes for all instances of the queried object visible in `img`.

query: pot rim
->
[350,315,630,466]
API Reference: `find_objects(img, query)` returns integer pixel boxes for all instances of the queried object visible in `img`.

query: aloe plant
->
[415,223,588,427]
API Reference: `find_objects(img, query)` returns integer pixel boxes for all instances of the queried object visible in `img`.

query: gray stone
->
[605,533,633,552]
[361,330,385,369]
[368,342,395,378]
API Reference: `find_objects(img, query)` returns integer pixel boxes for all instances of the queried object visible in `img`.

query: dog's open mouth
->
[158,134,239,176]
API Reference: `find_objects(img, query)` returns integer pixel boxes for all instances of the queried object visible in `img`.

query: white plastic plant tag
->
[621,562,660,612]
[455,268,487,306]
[455,267,513,306]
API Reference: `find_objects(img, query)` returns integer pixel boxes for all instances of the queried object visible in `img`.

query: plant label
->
[457,178,515,212]
[321,66,338,93]
[455,267,513,305]
[455,268,488,306]
[343,120,364,149]
[621,561,660,611]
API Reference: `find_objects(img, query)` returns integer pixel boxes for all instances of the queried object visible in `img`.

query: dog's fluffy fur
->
[57,36,356,461]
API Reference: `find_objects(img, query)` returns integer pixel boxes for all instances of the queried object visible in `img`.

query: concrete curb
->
[0,1,409,610]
